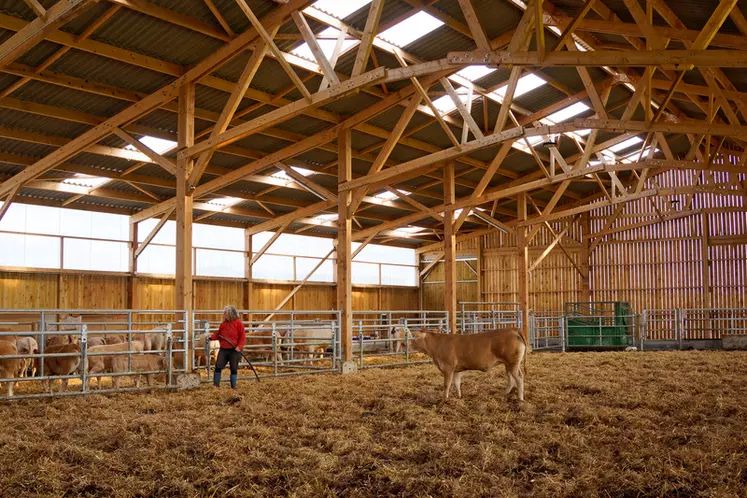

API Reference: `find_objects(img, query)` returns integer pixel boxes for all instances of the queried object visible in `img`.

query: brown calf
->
[411,328,528,401]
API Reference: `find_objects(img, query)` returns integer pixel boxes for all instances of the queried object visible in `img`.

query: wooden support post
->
[176,81,194,354]
[337,129,354,366]
[243,229,253,313]
[127,221,137,309]
[516,192,529,339]
[579,212,591,303]
[444,163,457,333]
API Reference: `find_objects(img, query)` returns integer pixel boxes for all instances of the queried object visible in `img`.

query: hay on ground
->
[0,350,745,497]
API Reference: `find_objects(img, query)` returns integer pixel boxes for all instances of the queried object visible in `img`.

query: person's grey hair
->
[223,305,240,322]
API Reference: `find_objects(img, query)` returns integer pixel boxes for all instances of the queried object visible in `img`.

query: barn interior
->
[1,0,747,494]
[1,0,746,342]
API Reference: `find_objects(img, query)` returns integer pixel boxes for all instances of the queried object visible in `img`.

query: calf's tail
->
[517,330,528,377]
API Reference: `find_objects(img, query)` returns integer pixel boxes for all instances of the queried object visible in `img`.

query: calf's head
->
[410,329,433,354]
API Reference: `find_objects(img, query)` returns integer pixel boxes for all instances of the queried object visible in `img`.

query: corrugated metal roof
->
[0,0,738,239]
[49,49,175,95]
[91,7,223,67]
[8,80,129,118]
[436,0,523,41]
[0,137,54,157]
[0,107,89,139]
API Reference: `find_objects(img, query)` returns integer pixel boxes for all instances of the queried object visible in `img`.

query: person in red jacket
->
[210,305,246,389]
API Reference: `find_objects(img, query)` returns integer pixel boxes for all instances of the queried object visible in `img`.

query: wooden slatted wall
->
[0,272,419,313]
[423,167,746,313]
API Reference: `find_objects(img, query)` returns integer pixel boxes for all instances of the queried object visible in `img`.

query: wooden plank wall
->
[423,169,746,313]
[0,272,419,313]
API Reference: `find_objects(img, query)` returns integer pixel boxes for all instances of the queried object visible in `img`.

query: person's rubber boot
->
[213,370,221,388]
[230,374,237,389]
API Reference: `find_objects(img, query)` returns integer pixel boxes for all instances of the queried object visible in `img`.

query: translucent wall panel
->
[252,254,294,280]
[195,249,244,278]
[63,239,128,272]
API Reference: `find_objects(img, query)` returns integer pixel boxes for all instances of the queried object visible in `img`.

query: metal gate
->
[351,310,448,369]
[528,311,565,351]
[192,310,341,380]
[457,302,522,333]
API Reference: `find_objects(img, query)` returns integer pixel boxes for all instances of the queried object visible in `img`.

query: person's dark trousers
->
[213,348,241,388]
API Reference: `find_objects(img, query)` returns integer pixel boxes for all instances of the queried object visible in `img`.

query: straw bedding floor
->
[0,350,745,497]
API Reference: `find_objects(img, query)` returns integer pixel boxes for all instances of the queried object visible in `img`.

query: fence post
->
[640,311,646,351]
[332,316,339,371]
[678,308,686,350]
[528,310,535,349]
[204,324,211,382]
[183,312,190,372]
[358,320,364,369]
[272,322,278,377]
[80,324,88,393]
[560,316,566,353]
[166,324,173,387]
[39,311,46,380]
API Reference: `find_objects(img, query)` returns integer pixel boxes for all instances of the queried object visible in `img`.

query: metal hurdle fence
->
[528,311,565,351]
[0,310,188,400]
[351,310,448,369]
[457,302,522,334]
[191,310,341,381]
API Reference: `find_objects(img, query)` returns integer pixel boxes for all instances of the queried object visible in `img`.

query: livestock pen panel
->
[458,302,522,334]
[0,310,188,400]
[192,310,341,380]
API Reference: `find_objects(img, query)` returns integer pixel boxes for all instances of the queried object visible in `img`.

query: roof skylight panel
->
[542,102,590,124]
[373,189,411,201]
[291,27,359,62]
[456,65,497,82]
[491,74,547,101]
[62,174,109,189]
[307,0,372,19]
[270,166,315,181]
[205,197,243,208]
[607,137,644,153]
[431,89,472,116]
[378,11,444,48]
[125,135,177,155]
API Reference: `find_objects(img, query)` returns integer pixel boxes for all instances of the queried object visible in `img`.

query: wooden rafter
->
[351,0,385,77]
